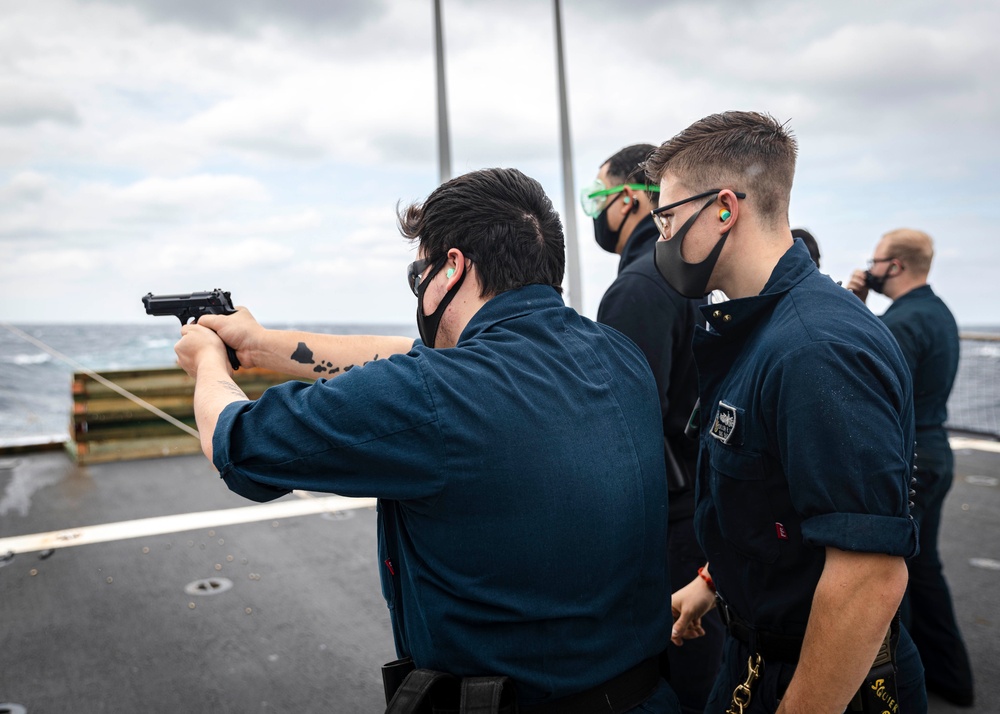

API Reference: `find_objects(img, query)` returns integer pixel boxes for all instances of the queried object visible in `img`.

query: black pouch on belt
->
[847,615,900,714]
[383,667,517,714]
[383,657,417,705]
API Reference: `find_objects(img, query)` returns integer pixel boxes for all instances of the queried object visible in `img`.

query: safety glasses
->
[650,189,746,239]
[406,255,446,297]
[579,179,659,218]
[866,257,896,270]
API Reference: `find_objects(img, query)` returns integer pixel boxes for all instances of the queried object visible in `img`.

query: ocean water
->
[0,322,417,447]
[0,323,997,447]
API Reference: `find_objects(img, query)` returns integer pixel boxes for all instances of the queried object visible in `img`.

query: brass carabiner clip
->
[726,653,763,714]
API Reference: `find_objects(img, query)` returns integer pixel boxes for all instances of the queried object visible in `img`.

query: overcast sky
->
[1,0,997,328]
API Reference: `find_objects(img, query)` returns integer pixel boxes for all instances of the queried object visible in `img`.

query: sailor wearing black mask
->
[584,143,723,714]
[848,229,974,708]
[174,167,681,713]
[581,167,650,256]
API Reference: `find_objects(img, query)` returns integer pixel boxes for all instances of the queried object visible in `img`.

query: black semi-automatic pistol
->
[142,289,241,370]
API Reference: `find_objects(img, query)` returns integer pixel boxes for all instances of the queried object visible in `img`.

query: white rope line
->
[1,322,199,439]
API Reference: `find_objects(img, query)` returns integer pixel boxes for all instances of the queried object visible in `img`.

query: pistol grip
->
[226,345,241,371]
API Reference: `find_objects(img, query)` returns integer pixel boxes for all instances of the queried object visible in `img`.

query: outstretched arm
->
[174,323,248,461]
[197,308,416,380]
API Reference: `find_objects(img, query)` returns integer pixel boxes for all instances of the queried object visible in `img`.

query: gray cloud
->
[0,0,996,325]
[81,0,387,34]
[0,84,80,127]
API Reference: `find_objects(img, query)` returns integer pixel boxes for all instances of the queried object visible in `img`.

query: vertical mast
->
[434,0,452,184]
[553,0,582,311]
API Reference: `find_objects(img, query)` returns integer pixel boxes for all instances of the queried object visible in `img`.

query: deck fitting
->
[184,577,233,596]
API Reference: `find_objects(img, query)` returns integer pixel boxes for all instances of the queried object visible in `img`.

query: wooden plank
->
[72,366,299,384]
[72,386,280,422]
[961,332,1000,343]
[74,418,199,443]
[74,394,196,416]
[68,366,315,464]
[73,367,302,399]
[73,373,195,397]
[75,435,202,465]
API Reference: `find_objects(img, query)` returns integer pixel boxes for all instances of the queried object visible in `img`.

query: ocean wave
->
[143,338,174,349]
[5,353,53,365]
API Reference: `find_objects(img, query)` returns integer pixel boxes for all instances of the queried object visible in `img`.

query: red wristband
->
[697,565,715,593]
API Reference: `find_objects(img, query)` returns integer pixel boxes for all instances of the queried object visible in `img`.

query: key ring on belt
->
[726,653,763,714]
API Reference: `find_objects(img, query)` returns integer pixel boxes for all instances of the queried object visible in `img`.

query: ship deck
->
[2,436,998,713]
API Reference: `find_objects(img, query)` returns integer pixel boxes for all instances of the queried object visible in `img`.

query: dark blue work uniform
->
[211,285,679,711]
[881,284,973,704]
[597,216,723,713]
[692,240,925,713]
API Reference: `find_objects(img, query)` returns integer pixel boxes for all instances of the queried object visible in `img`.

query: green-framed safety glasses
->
[579,179,660,218]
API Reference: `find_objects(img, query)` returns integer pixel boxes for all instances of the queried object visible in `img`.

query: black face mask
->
[654,195,730,298]
[593,193,624,254]
[416,258,468,348]
[864,270,888,295]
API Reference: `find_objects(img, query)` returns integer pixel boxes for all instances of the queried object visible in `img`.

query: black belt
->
[383,655,662,714]
[520,656,662,714]
[716,595,803,664]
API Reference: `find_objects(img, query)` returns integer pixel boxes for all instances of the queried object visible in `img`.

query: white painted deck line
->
[0,494,377,555]
[950,436,1000,454]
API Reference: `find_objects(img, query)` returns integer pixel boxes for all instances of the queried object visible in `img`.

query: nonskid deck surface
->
[1,438,998,713]
[0,452,394,713]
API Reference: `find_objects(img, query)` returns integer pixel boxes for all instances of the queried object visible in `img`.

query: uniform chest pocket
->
[708,444,779,563]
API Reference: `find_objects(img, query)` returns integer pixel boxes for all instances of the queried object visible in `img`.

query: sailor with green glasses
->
[584,143,721,714]
[581,168,659,254]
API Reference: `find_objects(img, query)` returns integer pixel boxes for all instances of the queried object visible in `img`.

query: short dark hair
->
[644,111,797,228]
[398,168,565,297]
[791,228,821,268]
[603,143,657,185]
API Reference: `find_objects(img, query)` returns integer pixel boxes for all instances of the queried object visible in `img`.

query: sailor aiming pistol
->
[142,289,241,370]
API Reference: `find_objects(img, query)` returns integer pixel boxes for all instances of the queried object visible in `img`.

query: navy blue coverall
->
[692,241,926,713]
[596,215,723,712]
[211,285,679,711]
[881,284,973,704]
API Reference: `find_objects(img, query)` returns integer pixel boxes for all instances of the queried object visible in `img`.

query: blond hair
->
[883,228,934,276]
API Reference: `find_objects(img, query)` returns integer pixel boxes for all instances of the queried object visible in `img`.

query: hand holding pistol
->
[142,289,241,370]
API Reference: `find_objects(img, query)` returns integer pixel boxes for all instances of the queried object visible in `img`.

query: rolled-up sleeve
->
[210,353,446,503]
[214,400,291,502]
[766,340,918,558]
[800,512,918,557]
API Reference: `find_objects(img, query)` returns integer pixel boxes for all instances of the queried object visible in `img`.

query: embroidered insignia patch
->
[709,401,738,444]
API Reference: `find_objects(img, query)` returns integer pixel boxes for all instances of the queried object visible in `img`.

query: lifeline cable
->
[1,322,199,439]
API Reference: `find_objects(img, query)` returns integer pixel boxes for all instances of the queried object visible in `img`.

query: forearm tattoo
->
[217,380,248,398]
[289,341,380,375]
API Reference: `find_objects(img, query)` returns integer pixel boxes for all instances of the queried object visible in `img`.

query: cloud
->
[0,82,80,127]
[80,0,387,34]
[151,237,296,271]
[0,0,997,326]
[111,174,269,214]
[0,171,51,203]
[0,173,273,244]
[5,248,102,275]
